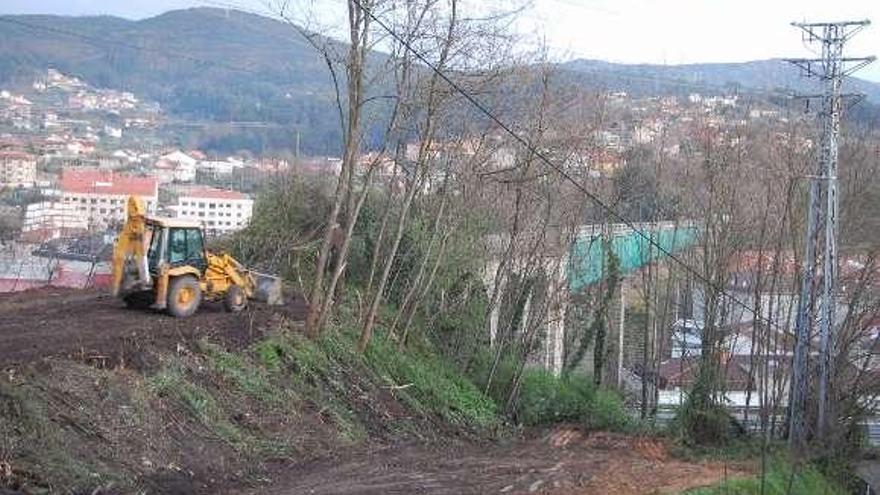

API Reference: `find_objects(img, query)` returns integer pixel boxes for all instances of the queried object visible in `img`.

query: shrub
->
[585,387,631,431]
[511,370,634,431]
[687,456,849,495]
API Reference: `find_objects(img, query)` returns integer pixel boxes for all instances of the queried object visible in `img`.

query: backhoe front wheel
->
[223,285,247,313]
[167,276,201,317]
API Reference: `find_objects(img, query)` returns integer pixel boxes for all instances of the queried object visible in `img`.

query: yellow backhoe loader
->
[111,196,282,317]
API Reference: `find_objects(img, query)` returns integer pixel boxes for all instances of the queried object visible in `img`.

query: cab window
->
[168,229,188,264]
[147,225,163,271]
[167,228,205,267]
[186,228,205,261]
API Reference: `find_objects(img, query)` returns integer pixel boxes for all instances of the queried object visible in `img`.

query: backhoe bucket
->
[252,272,283,305]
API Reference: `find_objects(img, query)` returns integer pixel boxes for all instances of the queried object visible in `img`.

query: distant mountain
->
[0,8,353,154]
[0,8,878,155]
[561,58,880,107]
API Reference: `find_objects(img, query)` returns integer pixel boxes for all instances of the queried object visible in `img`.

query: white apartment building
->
[22,201,88,241]
[59,169,158,228]
[171,186,253,235]
[0,150,37,188]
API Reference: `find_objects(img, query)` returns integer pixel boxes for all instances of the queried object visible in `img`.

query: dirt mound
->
[0,287,307,369]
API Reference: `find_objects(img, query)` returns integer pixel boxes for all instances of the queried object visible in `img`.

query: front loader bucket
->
[251,272,283,305]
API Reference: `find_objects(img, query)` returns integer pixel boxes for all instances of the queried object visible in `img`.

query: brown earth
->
[0,287,308,369]
[0,289,749,495]
[234,429,750,495]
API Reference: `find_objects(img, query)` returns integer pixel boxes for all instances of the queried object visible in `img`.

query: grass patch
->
[364,332,499,430]
[148,363,256,452]
[199,340,288,407]
[687,456,849,495]
[0,380,116,491]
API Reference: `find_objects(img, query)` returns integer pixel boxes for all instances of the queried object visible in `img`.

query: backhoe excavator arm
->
[111,196,149,297]
[205,251,256,298]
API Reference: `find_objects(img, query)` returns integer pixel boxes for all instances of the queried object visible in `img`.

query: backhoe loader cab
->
[141,218,211,317]
[111,196,282,317]
[145,218,208,276]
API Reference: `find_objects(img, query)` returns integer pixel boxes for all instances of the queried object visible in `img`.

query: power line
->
[346,0,794,337]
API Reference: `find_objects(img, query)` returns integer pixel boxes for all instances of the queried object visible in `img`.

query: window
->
[146,227,161,268]
[168,229,186,264]
[198,212,204,217]
[168,228,204,266]
[186,228,204,261]
[209,203,216,209]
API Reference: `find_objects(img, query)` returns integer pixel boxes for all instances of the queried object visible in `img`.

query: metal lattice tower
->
[786,20,875,448]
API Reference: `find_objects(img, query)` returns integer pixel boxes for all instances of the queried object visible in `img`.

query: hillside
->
[561,58,880,103]
[1,8,878,155]
[0,287,751,494]
[0,8,350,154]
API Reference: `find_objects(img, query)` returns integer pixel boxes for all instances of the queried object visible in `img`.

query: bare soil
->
[0,289,749,494]
[236,428,749,495]
[0,287,308,369]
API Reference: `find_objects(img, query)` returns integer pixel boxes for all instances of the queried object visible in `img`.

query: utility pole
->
[786,20,875,447]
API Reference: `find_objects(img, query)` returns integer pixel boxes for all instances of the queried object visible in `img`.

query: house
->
[169,186,253,235]
[21,201,88,242]
[0,150,37,188]
[59,169,158,228]
[196,158,242,179]
[151,159,179,184]
[154,151,197,182]
[657,354,790,410]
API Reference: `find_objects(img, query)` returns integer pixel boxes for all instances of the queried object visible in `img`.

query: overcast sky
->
[2,0,879,82]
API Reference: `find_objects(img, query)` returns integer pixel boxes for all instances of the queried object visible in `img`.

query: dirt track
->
[0,287,307,368]
[235,429,748,495]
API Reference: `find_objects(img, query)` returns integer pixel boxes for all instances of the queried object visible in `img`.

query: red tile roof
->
[0,150,35,161]
[60,169,158,197]
[178,186,248,200]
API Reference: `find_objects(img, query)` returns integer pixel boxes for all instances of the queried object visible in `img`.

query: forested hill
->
[1,8,879,154]
[561,59,880,103]
[0,8,353,154]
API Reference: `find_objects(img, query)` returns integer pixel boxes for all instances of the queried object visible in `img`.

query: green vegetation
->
[0,376,119,492]
[687,456,849,495]
[513,370,631,431]
[149,363,263,452]
[363,332,499,430]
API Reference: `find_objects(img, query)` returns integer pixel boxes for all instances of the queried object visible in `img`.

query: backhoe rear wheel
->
[223,285,247,313]
[167,276,201,317]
